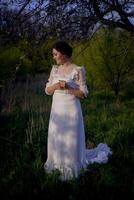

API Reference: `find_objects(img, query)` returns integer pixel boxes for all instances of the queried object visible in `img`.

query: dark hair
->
[52,41,72,57]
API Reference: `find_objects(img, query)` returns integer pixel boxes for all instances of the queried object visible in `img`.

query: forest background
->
[0,1,134,199]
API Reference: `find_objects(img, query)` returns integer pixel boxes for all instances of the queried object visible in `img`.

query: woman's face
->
[52,48,67,65]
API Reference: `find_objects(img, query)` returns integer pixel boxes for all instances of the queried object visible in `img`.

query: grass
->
[0,74,134,199]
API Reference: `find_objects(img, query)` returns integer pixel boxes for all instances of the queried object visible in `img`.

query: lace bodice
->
[45,65,89,97]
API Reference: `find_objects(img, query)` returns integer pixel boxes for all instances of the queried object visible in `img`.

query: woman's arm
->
[75,66,88,98]
[58,81,85,98]
[45,65,63,95]
[65,66,89,99]
[46,82,61,95]
[67,88,85,99]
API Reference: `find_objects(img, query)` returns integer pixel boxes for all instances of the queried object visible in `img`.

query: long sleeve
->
[45,65,55,95]
[77,66,89,97]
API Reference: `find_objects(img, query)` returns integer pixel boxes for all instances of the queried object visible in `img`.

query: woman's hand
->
[53,82,61,90]
[53,81,69,91]
[45,82,61,94]
[59,80,66,89]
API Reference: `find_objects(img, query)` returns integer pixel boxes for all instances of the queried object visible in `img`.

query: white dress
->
[44,65,112,180]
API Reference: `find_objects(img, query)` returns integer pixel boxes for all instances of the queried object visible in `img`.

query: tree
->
[86,28,134,95]
[88,0,134,33]
[45,0,134,40]
[0,0,49,44]
[0,0,133,43]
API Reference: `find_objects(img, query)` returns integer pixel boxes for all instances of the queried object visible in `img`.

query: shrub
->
[0,46,23,85]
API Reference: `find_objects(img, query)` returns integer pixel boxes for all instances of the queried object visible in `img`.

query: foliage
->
[17,39,54,74]
[0,46,23,85]
[16,57,32,78]
[0,39,54,88]
[73,28,134,96]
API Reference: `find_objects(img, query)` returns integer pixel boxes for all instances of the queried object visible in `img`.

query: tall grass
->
[0,75,133,199]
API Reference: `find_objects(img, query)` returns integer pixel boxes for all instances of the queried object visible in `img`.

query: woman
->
[44,41,111,180]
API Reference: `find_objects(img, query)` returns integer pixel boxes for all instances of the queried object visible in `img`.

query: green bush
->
[0,46,23,85]
[16,57,32,79]
[122,80,134,100]
[17,39,54,74]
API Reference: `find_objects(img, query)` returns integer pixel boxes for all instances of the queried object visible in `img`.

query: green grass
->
[0,75,134,199]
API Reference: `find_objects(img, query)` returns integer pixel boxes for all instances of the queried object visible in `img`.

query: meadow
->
[0,73,133,200]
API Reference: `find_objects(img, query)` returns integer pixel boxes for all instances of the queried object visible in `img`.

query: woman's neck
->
[60,58,72,67]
